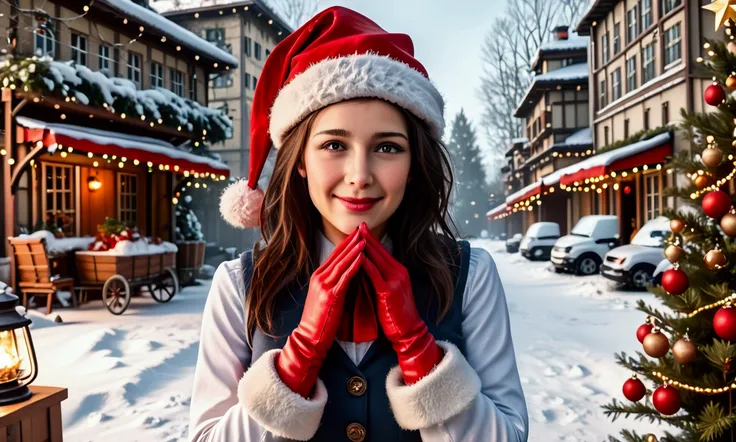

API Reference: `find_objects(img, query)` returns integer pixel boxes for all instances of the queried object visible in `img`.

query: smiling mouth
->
[335,196,383,212]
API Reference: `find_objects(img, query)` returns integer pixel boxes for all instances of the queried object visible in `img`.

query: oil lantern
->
[0,287,38,405]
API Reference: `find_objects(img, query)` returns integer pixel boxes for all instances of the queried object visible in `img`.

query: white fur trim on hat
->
[238,349,328,441]
[269,53,445,148]
[219,179,264,229]
[385,340,481,430]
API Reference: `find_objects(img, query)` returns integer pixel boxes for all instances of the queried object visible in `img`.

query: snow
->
[505,179,542,204]
[15,231,95,254]
[561,128,593,146]
[531,63,589,82]
[631,216,671,247]
[16,116,229,174]
[538,35,589,52]
[486,202,508,218]
[24,241,671,441]
[99,0,238,67]
[78,240,178,256]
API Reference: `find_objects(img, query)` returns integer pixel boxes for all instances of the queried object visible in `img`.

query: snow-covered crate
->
[75,251,176,284]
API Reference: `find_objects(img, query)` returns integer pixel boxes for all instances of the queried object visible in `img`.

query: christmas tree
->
[601,15,736,442]
[175,194,205,242]
[447,109,489,237]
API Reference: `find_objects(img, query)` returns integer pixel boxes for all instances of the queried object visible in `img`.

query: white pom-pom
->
[219,179,264,229]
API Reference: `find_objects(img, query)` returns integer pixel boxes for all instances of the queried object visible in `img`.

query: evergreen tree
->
[601,31,736,442]
[447,109,489,237]
[175,194,205,242]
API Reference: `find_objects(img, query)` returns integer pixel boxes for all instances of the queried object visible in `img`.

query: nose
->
[344,149,373,188]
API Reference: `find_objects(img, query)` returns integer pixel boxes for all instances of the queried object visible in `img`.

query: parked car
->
[550,215,619,275]
[652,258,673,286]
[600,216,671,289]
[506,233,523,253]
[520,222,561,261]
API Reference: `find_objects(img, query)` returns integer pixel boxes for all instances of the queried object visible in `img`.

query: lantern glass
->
[0,292,38,405]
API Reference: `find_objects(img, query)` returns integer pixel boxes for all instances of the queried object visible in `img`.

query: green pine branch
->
[697,402,736,442]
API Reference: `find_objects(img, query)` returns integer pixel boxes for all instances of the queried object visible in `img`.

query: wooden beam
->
[9,144,45,193]
[3,88,14,287]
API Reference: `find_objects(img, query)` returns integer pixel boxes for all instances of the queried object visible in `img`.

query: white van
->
[600,216,670,289]
[520,222,561,261]
[550,215,619,275]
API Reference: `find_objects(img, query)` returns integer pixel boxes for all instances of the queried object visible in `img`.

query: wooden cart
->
[74,251,179,315]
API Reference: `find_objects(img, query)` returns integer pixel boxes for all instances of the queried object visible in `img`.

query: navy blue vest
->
[241,240,471,442]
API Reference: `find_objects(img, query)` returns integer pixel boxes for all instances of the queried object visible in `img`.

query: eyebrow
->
[311,129,408,141]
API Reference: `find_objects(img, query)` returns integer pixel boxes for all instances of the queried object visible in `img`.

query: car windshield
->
[571,217,598,237]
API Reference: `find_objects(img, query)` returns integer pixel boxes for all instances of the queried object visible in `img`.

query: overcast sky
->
[317,0,508,150]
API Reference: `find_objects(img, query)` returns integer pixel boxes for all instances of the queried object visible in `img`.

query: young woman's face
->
[299,99,411,243]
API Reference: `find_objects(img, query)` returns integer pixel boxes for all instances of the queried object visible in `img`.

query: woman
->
[189,6,528,442]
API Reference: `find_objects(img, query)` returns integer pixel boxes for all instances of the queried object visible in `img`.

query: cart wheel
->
[150,268,179,303]
[102,275,131,315]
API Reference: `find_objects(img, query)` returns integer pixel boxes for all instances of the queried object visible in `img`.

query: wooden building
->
[0,0,236,259]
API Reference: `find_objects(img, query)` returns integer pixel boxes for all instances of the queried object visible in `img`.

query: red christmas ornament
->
[702,190,733,219]
[623,376,646,402]
[652,385,681,415]
[661,268,689,296]
[636,323,654,344]
[704,83,726,106]
[714,304,736,341]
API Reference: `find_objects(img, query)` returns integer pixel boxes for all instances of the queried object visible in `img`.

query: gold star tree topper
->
[703,0,736,31]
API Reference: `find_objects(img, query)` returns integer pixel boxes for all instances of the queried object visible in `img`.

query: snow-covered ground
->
[24,240,664,441]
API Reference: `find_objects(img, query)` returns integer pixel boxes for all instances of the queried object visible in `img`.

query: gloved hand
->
[276,227,365,398]
[359,223,444,385]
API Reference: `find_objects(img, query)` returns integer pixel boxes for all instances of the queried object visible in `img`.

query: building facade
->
[162,1,291,179]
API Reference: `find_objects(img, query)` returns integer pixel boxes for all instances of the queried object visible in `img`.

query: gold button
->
[347,376,367,396]
[346,423,366,442]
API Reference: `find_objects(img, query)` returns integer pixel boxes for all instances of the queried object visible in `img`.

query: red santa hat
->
[219,6,445,228]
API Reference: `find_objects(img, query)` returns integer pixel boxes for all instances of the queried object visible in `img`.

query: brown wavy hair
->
[245,101,459,344]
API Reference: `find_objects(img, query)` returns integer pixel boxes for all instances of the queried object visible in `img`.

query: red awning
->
[558,132,672,186]
[505,180,543,206]
[17,116,230,178]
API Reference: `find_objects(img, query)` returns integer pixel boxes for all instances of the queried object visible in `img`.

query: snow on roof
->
[532,63,589,82]
[538,35,589,52]
[17,116,230,173]
[542,132,672,186]
[99,0,238,67]
[505,179,542,204]
[562,128,593,146]
[486,202,508,217]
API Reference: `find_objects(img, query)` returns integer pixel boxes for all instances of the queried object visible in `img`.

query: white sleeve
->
[385,247,529,441]
[188,259,328,442]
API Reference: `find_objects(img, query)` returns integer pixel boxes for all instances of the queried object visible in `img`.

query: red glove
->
[359,223,444,385]
[276,227,365,397]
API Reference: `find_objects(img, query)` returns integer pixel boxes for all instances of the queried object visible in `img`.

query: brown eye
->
[323,141,344,151]
[376,144,403,154]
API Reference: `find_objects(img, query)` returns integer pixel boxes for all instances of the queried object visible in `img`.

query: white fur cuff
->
[238,349,328,441]
[386,341,481,430]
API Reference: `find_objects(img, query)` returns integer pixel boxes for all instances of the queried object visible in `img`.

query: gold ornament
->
[646,434,658,442]
[705,248,728,269]
[703,0,736,31]
[702,147,724,168]
[665,244,685,263]
[670,219,685,233]
[672,336,697,364]
[643,331,670,358]
[694,174,711,189]
[721,212,736,237]
[727,76,736,89]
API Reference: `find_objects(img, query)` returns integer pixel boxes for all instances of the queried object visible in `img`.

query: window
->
[564,103,576,128]
[607,186,617,215]
[127,52,142,88]
[601,32,609,64]
[641,0,653,29]
[627,56,637,92]
[265,49,271,58]
[662,0,681,15]
[611,68,622,101]
[254,42,262,60]
[599,79,607,109]
[170,68,184,97]
[190,73,198,100]
[627,5,639,44]
[642,43,656,84]
[644,108,650,130]
[150,62,164,88]
[604,126,610,146]
[205,28,225,45]
[613,23,621,54]
[245,73,251,90]
[71,33,87,66]
[34,19,55,57]
[253,76,258,89]
[624,119,630,138]
[43,164,75,237]
[210,72,232,88]
[98,44,113,72]
[244,36,252,56]
[118,173,138,227]
[662,101,669,125]
[644,173,660,220]
[664,23,682,65]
